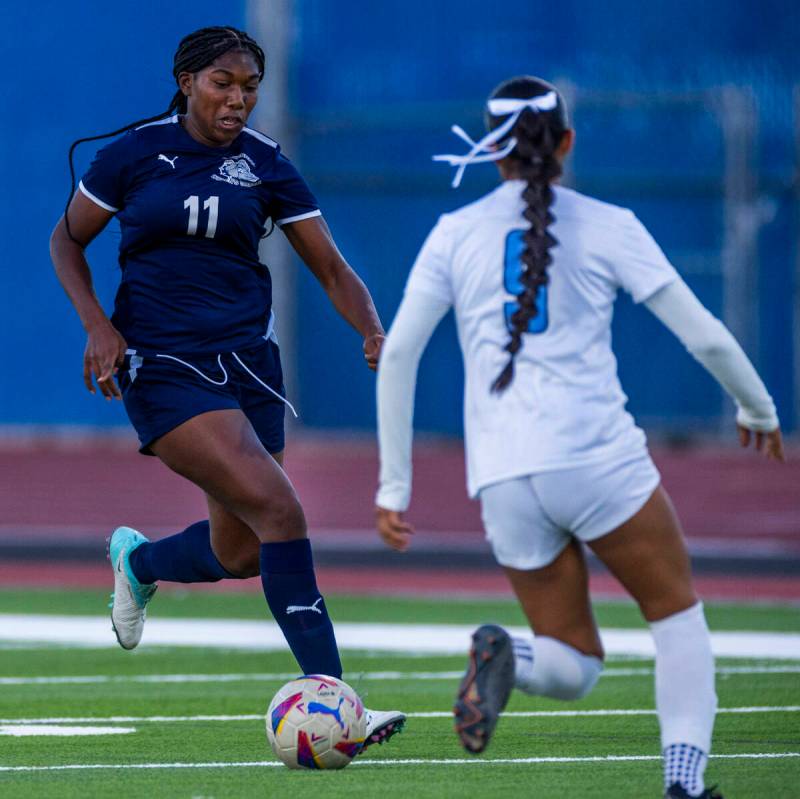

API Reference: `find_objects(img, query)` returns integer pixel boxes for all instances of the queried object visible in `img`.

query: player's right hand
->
[375,506,414,551]
[83,319,127,401]
[737,425,785,462]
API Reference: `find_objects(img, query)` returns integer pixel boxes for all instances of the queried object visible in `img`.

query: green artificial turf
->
[0,589,797,798]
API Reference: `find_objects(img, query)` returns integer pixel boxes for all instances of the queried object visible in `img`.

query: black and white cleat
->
[453,623,515,754]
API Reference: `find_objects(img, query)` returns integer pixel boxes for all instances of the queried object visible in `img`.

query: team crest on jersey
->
[211,153,261,187]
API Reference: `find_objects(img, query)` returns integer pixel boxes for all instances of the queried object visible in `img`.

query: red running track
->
[1,436,797,541]
[0,435,798,600]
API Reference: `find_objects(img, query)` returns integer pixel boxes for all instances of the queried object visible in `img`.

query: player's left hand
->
[363,333,385,371]
[737,424,786,462]
[375,506,414,551]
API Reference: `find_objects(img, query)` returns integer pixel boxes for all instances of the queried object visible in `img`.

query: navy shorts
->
[117,339,287,456]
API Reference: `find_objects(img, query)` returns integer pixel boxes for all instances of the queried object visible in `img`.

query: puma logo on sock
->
[286,597,323,615]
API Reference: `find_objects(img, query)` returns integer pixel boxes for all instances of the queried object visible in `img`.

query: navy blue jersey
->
[79,115,321,354]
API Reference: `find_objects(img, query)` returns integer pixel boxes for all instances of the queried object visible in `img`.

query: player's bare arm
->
[49,191,126,400]
[282,215,385,369]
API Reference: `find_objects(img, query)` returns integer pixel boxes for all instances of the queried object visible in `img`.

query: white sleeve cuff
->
[276,209,321,226]
[78,181,119,213]
[735,405,779,433]
[375,484,412,513]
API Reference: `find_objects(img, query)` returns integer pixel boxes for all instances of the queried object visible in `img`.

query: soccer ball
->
[266,674,366,769]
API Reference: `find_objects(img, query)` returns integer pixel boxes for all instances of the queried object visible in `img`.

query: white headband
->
[433,91,559,188]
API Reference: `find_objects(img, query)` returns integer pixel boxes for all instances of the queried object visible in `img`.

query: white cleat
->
[361,707,406,751]
[108,526,157,650]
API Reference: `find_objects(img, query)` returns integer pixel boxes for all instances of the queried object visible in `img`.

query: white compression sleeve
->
[644,279,778,431]
[376,291,451,511]
[650,602,717,752]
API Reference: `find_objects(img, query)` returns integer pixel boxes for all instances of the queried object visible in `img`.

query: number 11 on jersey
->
[184,195,219,239]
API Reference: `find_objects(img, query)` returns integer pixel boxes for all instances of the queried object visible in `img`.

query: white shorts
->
[479,452,661,571]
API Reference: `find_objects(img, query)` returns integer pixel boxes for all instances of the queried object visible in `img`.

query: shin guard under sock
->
[260,538,342,678]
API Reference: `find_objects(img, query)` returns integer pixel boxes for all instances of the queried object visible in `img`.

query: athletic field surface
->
[0,589,798,798]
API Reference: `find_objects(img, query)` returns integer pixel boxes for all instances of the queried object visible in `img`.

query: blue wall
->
[1,0,797,435]
[289,0,799,434]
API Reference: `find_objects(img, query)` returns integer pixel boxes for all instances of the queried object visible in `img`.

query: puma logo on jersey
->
[158,154,178,169]
[286,597,323,615]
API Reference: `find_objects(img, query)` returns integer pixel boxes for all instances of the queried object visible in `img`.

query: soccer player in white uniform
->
[374,77,784,799]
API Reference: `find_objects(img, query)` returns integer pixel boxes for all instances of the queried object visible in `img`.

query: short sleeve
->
[404,218,454,305]
[79,131,138,213]
[271,154,322,227]
[610,211,679,303]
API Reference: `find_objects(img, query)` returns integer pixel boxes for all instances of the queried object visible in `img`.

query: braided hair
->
[64,26,266,241]
[487,77,569,393]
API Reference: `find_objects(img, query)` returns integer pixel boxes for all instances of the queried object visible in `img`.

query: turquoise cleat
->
[108,526,157,650]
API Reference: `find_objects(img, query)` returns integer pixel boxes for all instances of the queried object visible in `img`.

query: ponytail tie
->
[433,91,558,188]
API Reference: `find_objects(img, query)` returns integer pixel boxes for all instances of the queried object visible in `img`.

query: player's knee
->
[223,549,261,578]
[258,490,307,539]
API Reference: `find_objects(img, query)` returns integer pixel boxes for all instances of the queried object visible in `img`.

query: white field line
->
[408,706,800,719]
[1,752,798,772]
[1,705,797,725]
[0,725,136,737]
[1,664,798,687]
[1,615,799,659]
[0,670,465,686]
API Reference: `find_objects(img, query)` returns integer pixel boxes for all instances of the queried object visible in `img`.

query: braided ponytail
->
[486,77,568,393]
[64,26,266,242]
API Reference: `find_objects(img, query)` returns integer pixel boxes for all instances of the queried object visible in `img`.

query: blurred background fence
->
[1,0,798,438]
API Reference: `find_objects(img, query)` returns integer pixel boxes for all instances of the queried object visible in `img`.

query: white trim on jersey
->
[242,127,278,148]
[135,115,179,131]
[276,209,322,227]
[263,309,276,343]
[78,181,119,213]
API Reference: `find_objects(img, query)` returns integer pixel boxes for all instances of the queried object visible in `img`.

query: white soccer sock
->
[512,635,603,700]
[650,602,717,796]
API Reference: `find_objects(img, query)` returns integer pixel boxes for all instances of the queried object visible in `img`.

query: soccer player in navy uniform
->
[50,26,404,748]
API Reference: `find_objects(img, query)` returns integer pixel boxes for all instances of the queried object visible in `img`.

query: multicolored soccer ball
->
[266,675,366,769]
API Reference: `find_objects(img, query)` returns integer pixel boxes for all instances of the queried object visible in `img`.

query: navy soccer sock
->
[128,521,236,584]
[260,538,342,678]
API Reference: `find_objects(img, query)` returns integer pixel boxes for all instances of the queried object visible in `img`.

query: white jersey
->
[404,180,678,498]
